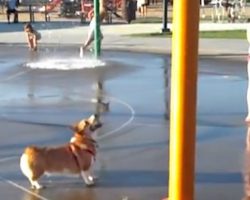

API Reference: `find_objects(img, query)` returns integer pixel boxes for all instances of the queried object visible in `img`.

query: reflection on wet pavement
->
[0,45,248,200]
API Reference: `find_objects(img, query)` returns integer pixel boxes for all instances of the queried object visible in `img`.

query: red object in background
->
[114,0,121,8]
[81,0,93,20]
[46,0,62,12]
[80,0,121,22]
[87,7,94,19]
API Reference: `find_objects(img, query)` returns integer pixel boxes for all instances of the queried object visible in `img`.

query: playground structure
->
[79,0,132,23]
[209,0,247,22]
[45,0,123,21]
[6,0,122,22]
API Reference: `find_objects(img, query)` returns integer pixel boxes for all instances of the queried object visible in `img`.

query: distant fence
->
[200,0,250,22]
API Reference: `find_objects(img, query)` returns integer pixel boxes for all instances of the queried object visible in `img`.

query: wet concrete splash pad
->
[26,58,106,70]
[0,45,248,200]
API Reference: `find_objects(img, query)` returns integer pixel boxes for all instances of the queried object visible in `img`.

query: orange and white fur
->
[20,115,101,189]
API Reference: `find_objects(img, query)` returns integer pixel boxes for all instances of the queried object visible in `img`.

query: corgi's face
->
[71,115,102,136]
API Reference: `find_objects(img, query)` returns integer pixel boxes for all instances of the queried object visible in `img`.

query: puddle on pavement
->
[0,45,247,127]
[0,45,249,200]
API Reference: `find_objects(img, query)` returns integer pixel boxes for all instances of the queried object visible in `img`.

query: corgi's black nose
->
[93,114,99,120]
[90,122,102,131]
[96,123,102,128]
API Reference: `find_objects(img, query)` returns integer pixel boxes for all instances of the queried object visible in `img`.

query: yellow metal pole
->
[168,0,199,199]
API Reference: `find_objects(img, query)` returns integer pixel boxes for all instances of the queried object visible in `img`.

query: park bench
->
[1,0,52,22]
[18,0,51,22]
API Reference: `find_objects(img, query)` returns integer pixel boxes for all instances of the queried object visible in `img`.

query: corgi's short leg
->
[81,170,94,186]
[29,179,44,189]
[89,167,98,180]
[20,154,44,189]
[88,158,98,180]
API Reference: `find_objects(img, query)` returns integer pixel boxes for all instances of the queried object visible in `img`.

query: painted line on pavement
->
[0,156,50,200]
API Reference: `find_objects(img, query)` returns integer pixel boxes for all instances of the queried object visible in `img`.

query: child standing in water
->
[80,9,106,57]
[24,23,41,51]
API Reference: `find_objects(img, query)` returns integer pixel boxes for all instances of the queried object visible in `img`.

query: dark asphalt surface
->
[0,45,248,200]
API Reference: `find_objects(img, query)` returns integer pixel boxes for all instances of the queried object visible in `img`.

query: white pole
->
[201,0,205,18]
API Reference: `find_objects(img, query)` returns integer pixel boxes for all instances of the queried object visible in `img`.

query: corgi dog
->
[20,115,102,189]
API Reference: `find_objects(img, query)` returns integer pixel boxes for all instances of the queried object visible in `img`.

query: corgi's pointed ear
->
[88,114,96,123]
[77,119,87,132]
